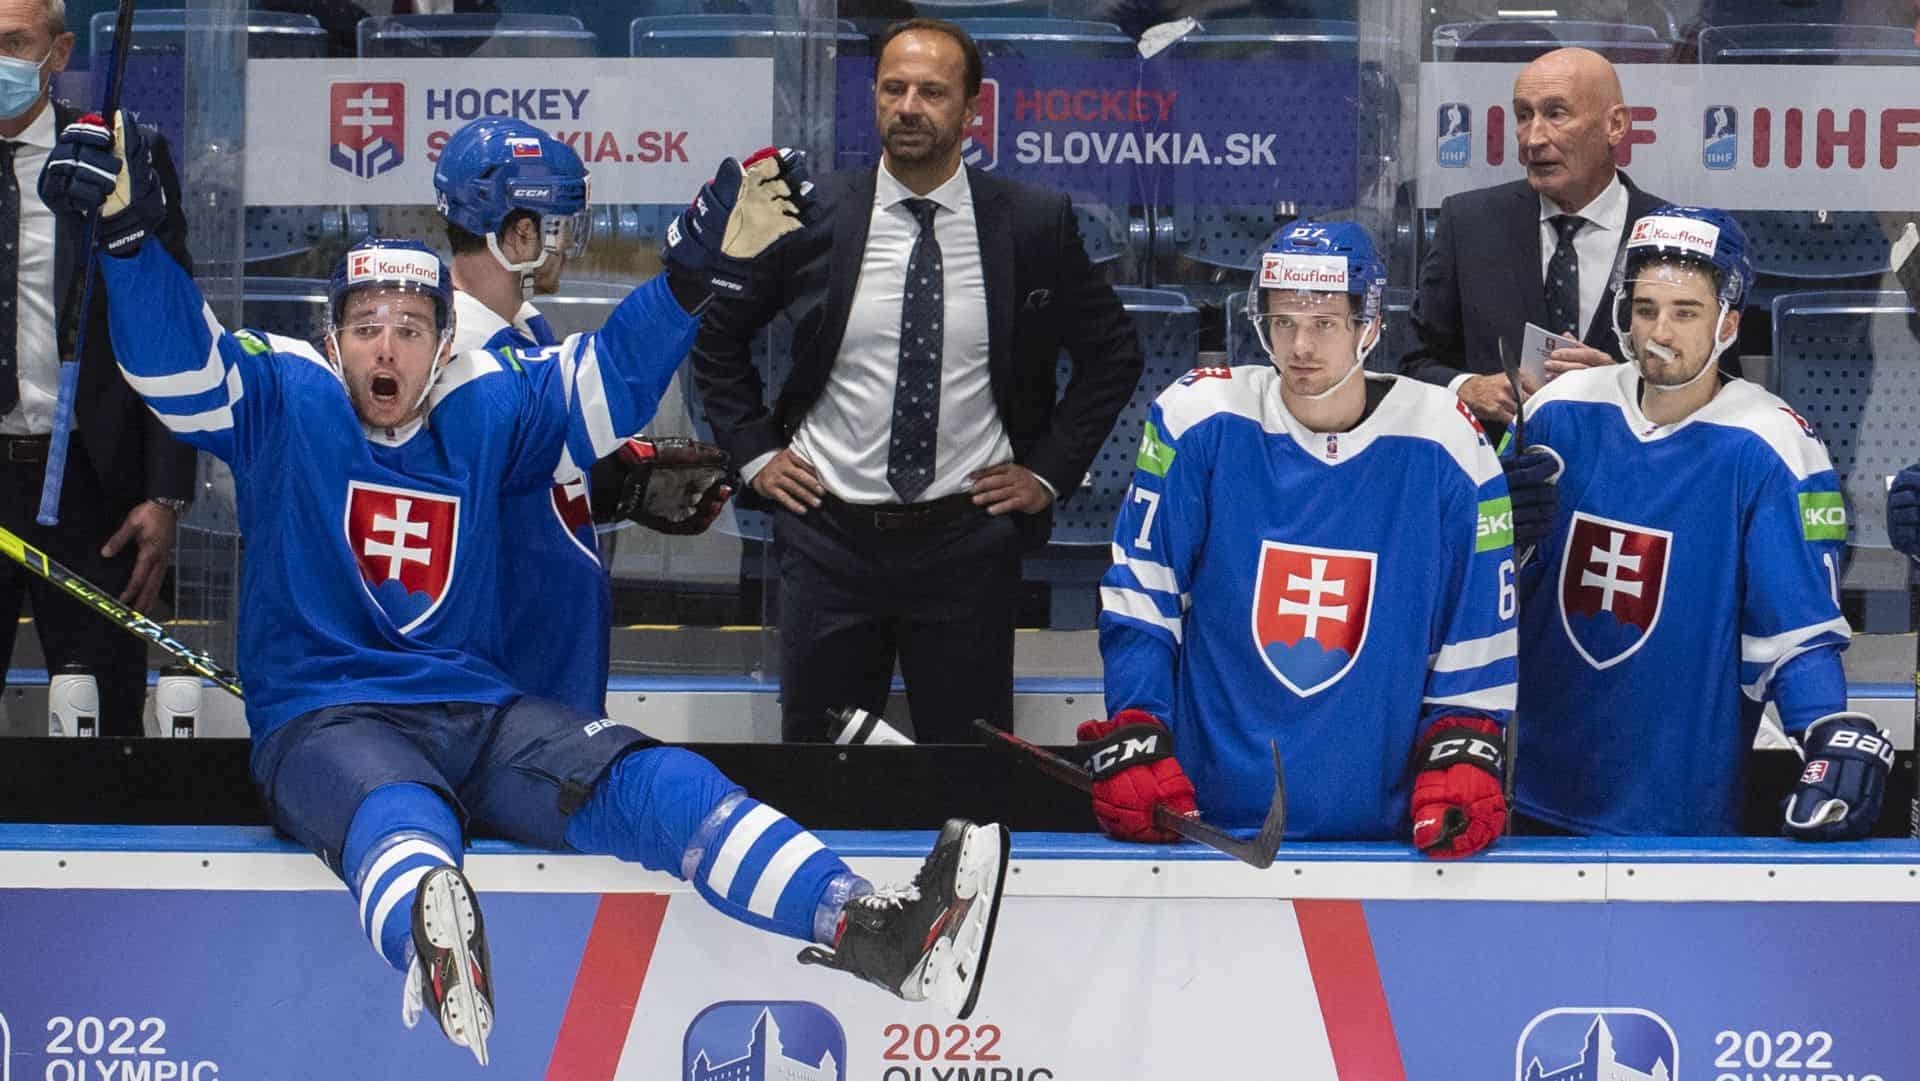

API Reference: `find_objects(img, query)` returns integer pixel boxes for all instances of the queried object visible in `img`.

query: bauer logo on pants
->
[329,81,406,180]
[345,481,460,633]
[1558,511,1672,670]
[1250,541,1375,697]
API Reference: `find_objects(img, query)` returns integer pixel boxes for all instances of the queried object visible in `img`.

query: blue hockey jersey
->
[1100,367,1518,840]
[450,290,609,718]
[100,244,697,736]
[1514,364,1851,836]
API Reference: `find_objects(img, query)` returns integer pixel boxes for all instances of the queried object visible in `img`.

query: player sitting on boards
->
[40,110,1008,1066]
[1511,204,1889,839]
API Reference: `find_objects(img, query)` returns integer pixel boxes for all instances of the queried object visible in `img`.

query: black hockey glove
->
[589,437,733,535]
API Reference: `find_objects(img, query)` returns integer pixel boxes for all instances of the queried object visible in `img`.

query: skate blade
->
[930,823,1009,1020]
[422,871,493,1067]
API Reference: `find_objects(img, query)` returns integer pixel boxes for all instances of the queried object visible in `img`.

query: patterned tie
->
[1544,213,1585,338]
[0,141,18,415]
[887,197,943,503]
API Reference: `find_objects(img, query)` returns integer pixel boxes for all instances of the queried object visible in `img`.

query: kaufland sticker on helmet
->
[1628,216,1721,260]
[347,249,442,291]
[1259,253,1351,293]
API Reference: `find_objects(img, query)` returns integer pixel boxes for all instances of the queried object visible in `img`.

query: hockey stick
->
[37,0,140,526]
[0,521,242,699]
[1910,562,1919,840]
[972,719,1286,869]
[1496,336,1527,832]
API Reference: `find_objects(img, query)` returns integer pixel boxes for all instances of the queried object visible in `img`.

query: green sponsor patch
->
[1799,490,1847,541]
[1136,421,1176,477]
[233,330,270,356]
[1476,496,1514,552]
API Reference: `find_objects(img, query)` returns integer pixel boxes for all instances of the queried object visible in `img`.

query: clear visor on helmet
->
[544,208,592,259]
[1248,289,1367,354]
[1607,247,1739,379]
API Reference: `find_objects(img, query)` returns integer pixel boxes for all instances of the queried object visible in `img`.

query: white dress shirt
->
[2,104,58,436]
[1536,170,1629,341]
[776,162,1010,505]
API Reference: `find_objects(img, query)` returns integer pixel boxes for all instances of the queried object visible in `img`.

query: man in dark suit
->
[1402,48,1665,430]
[691,18,1143,742]
[3,0,195,734]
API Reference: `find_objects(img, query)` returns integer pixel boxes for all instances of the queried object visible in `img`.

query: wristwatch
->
[151,496,189,515]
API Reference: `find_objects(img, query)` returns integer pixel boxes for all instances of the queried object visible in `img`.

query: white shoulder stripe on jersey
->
[1109,544,1183,598]
[1152,367,1269,441]
[1430,628,1517,673]
[154,403,235,434]
[120,302,228,398]
[264,332,334,374]
[427,348,504,407]
[1741,616,1852,664]
[571,335,621,461]
[1423,684,1517,712]
[1100,585,1184,643]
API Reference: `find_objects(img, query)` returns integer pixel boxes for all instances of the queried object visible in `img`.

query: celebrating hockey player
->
[39,112,1008,1064]
[1513,205,1891,839]
[1094,220,1518,859]
[433,116,733,716]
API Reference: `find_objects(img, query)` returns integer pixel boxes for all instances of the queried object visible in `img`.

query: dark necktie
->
[0,140,18,415]
[1544,213,1585,338]
[887,197,943,503]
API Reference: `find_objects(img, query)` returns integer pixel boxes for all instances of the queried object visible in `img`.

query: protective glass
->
[544,209,592,259]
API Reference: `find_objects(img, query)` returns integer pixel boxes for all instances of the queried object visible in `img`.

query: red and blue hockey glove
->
[663,147,811,301]
[1501,448,1560,551]
[589,437,733,535]
[1411,715,1508,859]
[38,110,166,257]
[1076,710,1198,843]
[1783,712,1894,841]
[1887,464,1920,560]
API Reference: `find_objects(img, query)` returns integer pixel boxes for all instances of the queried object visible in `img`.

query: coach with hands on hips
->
[4,0,195,734]
[691,18,1143,743]
[1401,47,1665,430]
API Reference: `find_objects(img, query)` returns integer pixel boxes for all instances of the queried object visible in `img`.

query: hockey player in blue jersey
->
[1513,204,1893,839]
[1093,220,1518,859]
[433,116,733,716]
[40,112,1008,1064]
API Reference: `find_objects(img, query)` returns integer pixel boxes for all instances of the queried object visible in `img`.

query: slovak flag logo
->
[1250,541,1375,697]
[346,481,460,633]
[329,81,406,180]
[1558,511,1672,669]
[549,475,600,562]
[961,78,999,171]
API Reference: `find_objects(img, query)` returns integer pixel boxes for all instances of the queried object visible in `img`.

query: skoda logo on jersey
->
[1515,1007,1677,1081]
[328,81,406,180]
[1436,102,1471,168]
[345,481,460,634]
[1251,541,1375,697]
[684,1001,846,1081]
[1703,106,1738,171]
[961,78,999,171]
[549,476,598,562]
[1559,511,1673,670]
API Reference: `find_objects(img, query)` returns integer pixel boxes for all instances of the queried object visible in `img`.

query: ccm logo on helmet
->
[1088,734,1163,773]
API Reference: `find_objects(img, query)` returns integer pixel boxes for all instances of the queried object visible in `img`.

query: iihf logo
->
[1516,1007,1677,1081]
[1703,106,1737,171]
[330,81,406,180]
[1437,102,1471,168]
[962,78,999,171]
[685,1001,845,1081]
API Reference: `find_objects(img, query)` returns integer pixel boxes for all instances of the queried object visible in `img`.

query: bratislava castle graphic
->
[689,1007,838,1081]
[1524,1015,1672,1081]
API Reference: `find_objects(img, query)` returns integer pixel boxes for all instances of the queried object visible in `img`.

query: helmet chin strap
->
[1289,322,1379,402]
[486,233,551,300]
[321,328,456,416]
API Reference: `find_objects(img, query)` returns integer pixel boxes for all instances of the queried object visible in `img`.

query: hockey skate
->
[798,819,1009,1019]
[401,866,495,1066]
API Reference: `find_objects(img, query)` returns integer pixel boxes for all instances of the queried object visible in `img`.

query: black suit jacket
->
[690,165,1144,544]
[1401,173,1665,388]
[48,101,197,512]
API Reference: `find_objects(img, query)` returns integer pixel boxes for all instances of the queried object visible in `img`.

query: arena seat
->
[1430,19,1674,63]
[356,13,597,58]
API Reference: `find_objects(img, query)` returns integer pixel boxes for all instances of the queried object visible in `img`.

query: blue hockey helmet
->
[1247,219,1388,383]
[1609,205,1751,370]
[327,236,455,333]
[433,117,592,261]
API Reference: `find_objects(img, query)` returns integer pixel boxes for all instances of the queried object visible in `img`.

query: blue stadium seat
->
[1431,20,1674,63]
[357,14,597,58]
[1424,0,1679,41]
[1697,22,1920,64]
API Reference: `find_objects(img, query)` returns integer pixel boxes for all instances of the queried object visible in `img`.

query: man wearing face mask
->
[2,0,194,734]
[1513,206,1888,840]
[1093,221,1518,859]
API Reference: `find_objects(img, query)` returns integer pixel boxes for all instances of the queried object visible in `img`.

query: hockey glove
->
[38,111,166,257]
[1783,712,1894,841]
[1411,715,1508,859]
[1076,710,1199,843]
[1502,448,1560,552]
[1887,463,1920,560]
[589,437,733,535]
[663,147,811,301]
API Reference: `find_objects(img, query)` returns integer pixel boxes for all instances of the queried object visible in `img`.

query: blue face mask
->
[0,51,49,121]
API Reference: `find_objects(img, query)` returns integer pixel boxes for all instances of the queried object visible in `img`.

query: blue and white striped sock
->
[683,792,857,944]
[342,784,462,972]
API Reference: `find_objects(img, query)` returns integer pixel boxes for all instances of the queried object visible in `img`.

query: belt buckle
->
[7,440,42,464]
[871,507,917,531]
